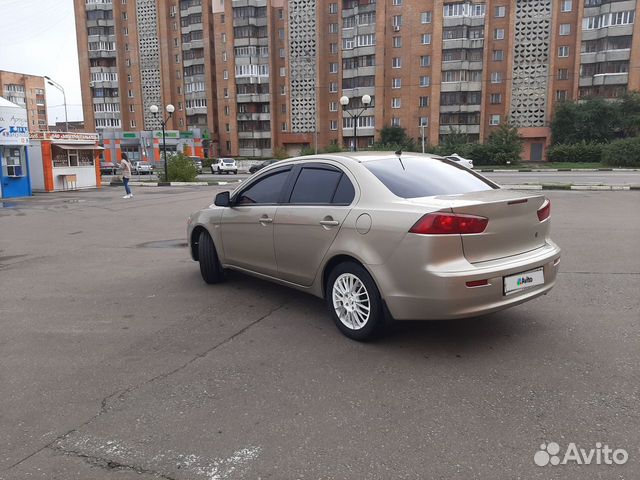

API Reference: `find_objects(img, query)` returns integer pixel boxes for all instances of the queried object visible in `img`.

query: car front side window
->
[235,169,291,205]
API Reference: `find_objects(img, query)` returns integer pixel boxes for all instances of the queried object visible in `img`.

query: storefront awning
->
[54,144,104,151]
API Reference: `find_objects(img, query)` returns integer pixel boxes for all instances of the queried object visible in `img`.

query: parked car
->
[189,156,203,173]
[445,153,474,169]
[211,158,238,174]
[248,160,277,174]
[188,152,560,341]
[132,161,153,174]
[99,161,118,175]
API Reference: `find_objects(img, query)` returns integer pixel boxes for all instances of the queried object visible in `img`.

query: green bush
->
[324,142,343,153]
[202,158,215,169]
[602,137,640,167]
[299,146,315,156]
[163,153,198,182]
[547,142,603,163]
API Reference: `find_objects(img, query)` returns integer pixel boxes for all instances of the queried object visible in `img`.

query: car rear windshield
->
[364,156,496,198]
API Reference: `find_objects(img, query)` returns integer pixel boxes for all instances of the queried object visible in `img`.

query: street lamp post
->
[149,104,175,182]
[340,94,371,151]
[44,76,68,132]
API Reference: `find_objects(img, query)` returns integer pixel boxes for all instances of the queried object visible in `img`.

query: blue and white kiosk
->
[0,96,31,198]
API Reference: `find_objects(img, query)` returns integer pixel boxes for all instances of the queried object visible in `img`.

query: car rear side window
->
[332,174,356,204]
[236,169,290,204]
[364,156,495,198]
[289,167,343,204]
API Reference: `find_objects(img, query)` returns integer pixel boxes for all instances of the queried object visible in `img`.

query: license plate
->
[503,267,545,295]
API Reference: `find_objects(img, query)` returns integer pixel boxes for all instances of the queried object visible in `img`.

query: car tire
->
[326,262,387,341]
[198,230,224,284]
[233,170,238,175]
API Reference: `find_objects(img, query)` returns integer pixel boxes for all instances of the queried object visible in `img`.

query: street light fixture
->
[340,94,371,151]
[149,103,175,182]
[44,76,68,132]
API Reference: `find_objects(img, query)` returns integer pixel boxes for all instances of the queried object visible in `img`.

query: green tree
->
[435,127,472,157]
[552,97,621,144]
[619,92,640,138]
[164,153,198,182]
[379,126,409,145]
[485,121,523,164]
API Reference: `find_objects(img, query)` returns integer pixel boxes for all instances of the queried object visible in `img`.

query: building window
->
[330,62,338,73]
[224,88,229,98]
[128,89,134,97]
[420,55,431,67]
[421,11,432,24]
[329,23,338,33]
[330,120,338,130]
[129,104,135,112]
[225,123,230,133]
[495,6,506,18]
[558,68,569,80]
[561,0,572,12]
[419,75,431,87]
[490,93,502,104]
[392,78,401,89]
[494,28,505,40]
[419,96,429,107]
[222,51,227,62]
[419,117,428,126]
[282,122,287,132]
[278,8,283,20]
[393,36,402,48]
[122,11,127,20]
[130,119,136,128]
[492,50,504,61]
[280,67,286,76]
[421,33,431,45]
[392,0,402,5]
[556,90,568,101]
[491,72,502,83]
[392,57,401,68]
[558,46,570,57]
[279,28,285,39]
[392,98,401,108]
[392,15,402,27]
[280,48,285,58]
[223,70,228,79]
[221,33,226,43]
[329,101,338,111]
[123,27,128,35]
[560,24,571,36]
[280,85,286,95]
[329,3,338,13]
[330,43,338,54]
[391,117,400,127]
[329,82,337,93]
[490,114,500,126]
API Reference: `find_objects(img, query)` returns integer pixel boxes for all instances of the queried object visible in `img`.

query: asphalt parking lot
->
[1,186,639,479]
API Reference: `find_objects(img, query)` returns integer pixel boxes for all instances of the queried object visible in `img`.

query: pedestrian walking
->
[119,152,134,199]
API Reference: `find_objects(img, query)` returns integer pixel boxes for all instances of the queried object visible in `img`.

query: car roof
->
[286,151,446,164]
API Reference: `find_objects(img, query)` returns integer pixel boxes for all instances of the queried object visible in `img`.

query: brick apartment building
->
[0,70,48,131]
[74,0,640,161]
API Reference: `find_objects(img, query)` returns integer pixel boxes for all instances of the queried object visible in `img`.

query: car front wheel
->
[198,230,224,284]
[326,262,387,341]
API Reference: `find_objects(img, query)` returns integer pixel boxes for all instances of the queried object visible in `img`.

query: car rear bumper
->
[371,241,561,320]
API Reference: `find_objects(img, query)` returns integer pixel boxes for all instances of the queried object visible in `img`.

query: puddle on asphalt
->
[137,239,188,248]
[0,202,19,208]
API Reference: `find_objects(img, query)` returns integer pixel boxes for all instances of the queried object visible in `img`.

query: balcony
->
[233,16,267,27]
[180,22,203,35]
[342,126,375,136]
[182,39,205,50]
[88,50,117,59]
[580,49,631,63]
[579,72,629,87]
[341,66,376,78]
[183,56,205,68]
[581,24,635,41]
[185,106,208,116]
[238,131,271,139]
[342,45,376,57]
[236,112,271,121]
[442,38,484,50]
[236,93,270,103]
[443,16,486,28]
[441,60,484,71]
[439,104,482,113]
[440,81,483,92]
[439,124,480,135]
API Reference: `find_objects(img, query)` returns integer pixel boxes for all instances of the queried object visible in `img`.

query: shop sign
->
[29,131,99,143]
[0,104,29,145]
[152,130,180,139]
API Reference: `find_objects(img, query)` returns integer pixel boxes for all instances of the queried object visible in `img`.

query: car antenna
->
[395,149,405,170]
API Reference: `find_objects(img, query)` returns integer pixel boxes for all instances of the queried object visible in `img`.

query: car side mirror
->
[214,191,231,207]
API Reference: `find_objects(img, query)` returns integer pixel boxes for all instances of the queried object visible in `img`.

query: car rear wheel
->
[326,262,386,341]
[198,230,224,284]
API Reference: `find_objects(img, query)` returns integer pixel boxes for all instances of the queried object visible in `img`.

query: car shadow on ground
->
[187,268,541,357]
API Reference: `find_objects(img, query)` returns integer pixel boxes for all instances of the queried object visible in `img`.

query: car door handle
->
[258,216,273,224]
[319,220,340,227]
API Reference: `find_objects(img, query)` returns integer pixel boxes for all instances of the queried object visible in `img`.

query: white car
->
[211,158,238,174]
[445,154,474,169]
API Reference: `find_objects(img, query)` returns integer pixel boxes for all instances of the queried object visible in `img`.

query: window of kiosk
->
[52,146,95,167]
[1,146,26,177]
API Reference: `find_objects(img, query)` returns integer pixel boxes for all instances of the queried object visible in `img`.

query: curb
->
[104,181,241,187]
[476,168,638,172]
[504,184,639,191]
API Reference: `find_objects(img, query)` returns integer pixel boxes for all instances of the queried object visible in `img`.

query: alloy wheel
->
[332,273,371,330]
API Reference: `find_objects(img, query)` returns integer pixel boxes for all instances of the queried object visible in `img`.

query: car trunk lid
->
[409,190,549,264]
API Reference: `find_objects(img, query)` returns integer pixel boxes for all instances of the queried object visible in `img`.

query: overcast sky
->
[0,0,83,124]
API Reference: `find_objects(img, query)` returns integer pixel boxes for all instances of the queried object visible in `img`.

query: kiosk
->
[28,132,104,192]
[0,97,31,199]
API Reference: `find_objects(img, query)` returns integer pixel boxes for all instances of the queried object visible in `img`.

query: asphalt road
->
[1,187,639,479]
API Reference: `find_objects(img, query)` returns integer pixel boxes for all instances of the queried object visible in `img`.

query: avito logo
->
[517,276,533,286]
[534,442,628,467]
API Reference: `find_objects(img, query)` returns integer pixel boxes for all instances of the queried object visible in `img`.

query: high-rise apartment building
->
[0,70,48,131]
[74,0,640,162]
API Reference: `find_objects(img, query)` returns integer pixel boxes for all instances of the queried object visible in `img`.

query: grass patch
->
[477,162,604,170]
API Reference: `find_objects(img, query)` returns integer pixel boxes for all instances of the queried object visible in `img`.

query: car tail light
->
[409,213,488,235]
[537,199,551,221]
